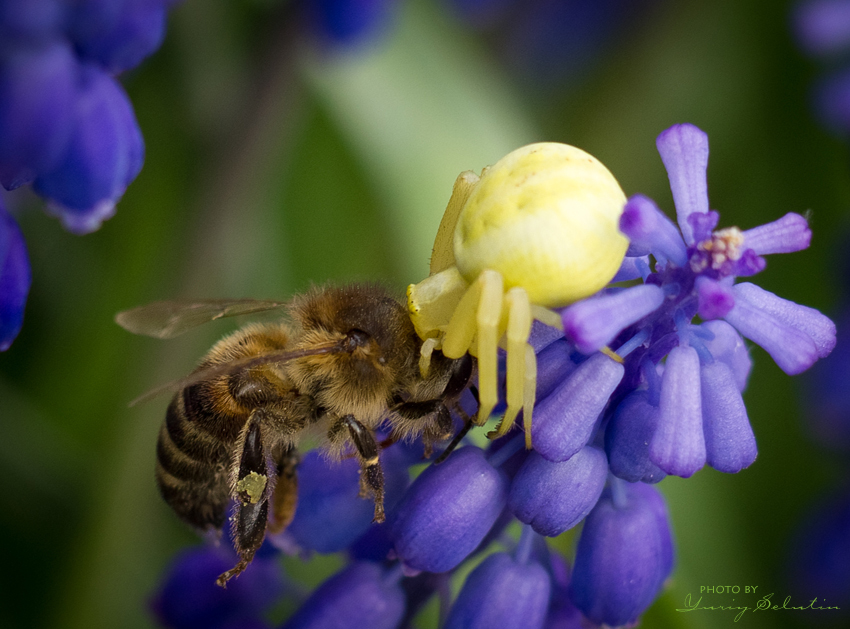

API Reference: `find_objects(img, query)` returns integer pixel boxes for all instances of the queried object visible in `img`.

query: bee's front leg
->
[340,415,385,523]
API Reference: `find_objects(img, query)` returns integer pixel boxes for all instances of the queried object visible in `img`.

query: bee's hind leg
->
[217,410,277,588]
[340,415,386,523]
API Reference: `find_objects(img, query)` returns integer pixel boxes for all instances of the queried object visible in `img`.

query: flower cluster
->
[794,0,850,133]
[547,123,835,481]
[151,124,834,629]
[0,0,181,349]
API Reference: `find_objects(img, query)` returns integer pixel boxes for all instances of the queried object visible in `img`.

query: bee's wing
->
[130,342,343,407]
[115,299,288,339]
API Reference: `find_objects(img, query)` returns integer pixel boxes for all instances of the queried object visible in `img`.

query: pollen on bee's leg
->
[490,287,531,439]
[474,270,505,425]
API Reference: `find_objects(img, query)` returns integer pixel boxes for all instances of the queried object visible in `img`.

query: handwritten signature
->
[677,593,841,622]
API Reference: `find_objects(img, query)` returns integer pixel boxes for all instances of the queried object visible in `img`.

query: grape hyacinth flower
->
[545,122,835,479]
[151,543,285,629]
[0,0,181,349]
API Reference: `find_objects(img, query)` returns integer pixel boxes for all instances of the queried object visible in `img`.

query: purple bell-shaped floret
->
[389,446,508,573]
[570,481,674,627]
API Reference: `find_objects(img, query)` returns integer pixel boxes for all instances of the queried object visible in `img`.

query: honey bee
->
[117,284,474,586]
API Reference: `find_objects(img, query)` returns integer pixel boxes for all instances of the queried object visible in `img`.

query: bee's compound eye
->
[344,329,370,352]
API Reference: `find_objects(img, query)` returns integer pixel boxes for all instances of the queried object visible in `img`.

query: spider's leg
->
[490,287,532,440]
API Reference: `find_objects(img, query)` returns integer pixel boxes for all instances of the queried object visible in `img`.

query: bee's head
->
[288,284,419,396]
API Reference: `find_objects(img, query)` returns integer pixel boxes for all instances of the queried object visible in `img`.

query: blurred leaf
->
[300,0,538,281]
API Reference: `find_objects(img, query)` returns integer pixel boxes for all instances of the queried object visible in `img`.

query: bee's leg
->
[340,415,386,523]
[435,382,480,464]
[395,353,475,460]
[268,445,299,534]
[217,412,274,588]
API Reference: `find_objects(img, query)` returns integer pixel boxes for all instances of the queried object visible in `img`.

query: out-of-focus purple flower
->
[794,1,850,134]
[556,123,834,479]
[389,446,509,573]
[498,0,652,86]
[804,309,850,450]
[0,41,77,189]
[303,0,395,47]
[570,481,674,627]
[786,489,850,613]
[70,0,169,74]
[0,201,31,351]
[151,545,284,629]
[274,447,409,554]
[0,0,180,349]
[443,542,552,629]
[281,561,406,629]
[0,0,65,41]
[795,0,850,56]
[35,66,143,234]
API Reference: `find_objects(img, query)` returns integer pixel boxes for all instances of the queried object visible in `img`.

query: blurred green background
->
[1,0,848,628]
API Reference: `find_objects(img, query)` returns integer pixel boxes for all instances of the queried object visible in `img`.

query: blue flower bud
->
[390,446,508,573]
[532,353,624,463]
[281,561,405,629]
[701,360,757,473]
[562,285,664,354]
[71,0,169,74]
[509,446,607,536]
[650,345,706,477]
[534,338,577,405]
[606,390,667,483]
[151,545,284,629]
[0,41,77,189]
[0,204,31,350]
[570,481,674,627]
[278,448,408,553]
[304,0,393,46]
[444,552,552,629]
[0,0,65,41]
[700,320,751,391]
[34,66,144,234]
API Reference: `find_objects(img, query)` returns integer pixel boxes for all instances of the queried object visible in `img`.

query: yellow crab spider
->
[407,143,629,449]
